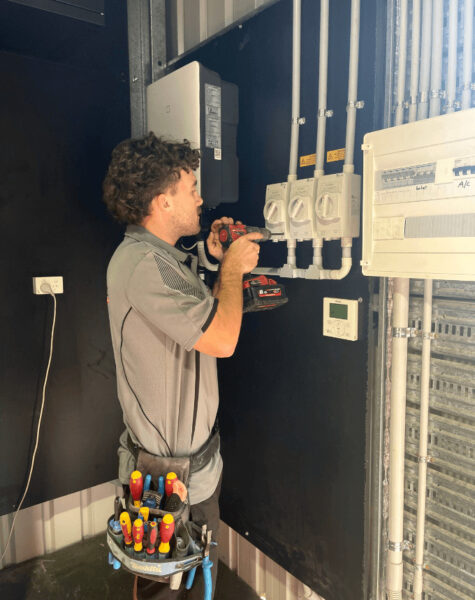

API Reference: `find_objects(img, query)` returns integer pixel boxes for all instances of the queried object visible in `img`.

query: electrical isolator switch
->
[288,177,317,240]
[315,173,361,240]
[264,182,290,240]
[323,297,359,341]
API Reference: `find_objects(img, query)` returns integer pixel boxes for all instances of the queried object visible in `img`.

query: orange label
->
[300,153,316,167]
[327,148,346,162]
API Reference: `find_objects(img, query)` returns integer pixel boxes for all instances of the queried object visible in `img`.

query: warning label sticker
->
[205,84,221,149]
[327,148,346,162]
[300,153,316,167]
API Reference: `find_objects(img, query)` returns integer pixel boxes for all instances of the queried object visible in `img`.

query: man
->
[103,133,261,599]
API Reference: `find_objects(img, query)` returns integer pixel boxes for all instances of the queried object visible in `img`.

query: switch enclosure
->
[264,182,290,240]
[315,173,361,240]
[288,177,317,240]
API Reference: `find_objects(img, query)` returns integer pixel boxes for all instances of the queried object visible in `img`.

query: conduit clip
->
[409,95,418,106]
[318,108,333,118]
[392,327,417,339]
[421,331,436,340]
[347,100,364,110]
[292,116,306,125]
[388,539,413,552]
[419,91,429,103]
[430,88,446,99]
[418,455,433,464]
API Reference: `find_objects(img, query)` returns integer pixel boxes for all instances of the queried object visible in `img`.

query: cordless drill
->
[218,223,288,313]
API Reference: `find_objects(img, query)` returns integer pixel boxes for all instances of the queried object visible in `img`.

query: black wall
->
[176,1,382,598]
[0,0,129,514]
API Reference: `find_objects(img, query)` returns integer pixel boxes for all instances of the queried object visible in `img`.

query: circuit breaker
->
[147,61,239,208]
[362,108,475,280]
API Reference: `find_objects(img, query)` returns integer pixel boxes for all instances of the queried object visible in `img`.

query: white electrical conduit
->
[288,0,302,180]
[417,0,432,120]
[446,0,458,113]
[408,0,421,122]
[386,277,410,600]
[254,0,359,281]
[314,0,330,177]
[429,0,443,118]
[197,240,218,271]
[395,0,408,126]
[285,0,302,269]
[462,0,473,110]
[343,0,361,173]
[412,280,433,600]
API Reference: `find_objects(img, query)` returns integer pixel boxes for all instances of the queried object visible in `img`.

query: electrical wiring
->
[180,240,198,251]
[0,286,57,565]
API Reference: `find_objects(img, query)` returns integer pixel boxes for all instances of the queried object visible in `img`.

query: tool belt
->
[126,420,220,490]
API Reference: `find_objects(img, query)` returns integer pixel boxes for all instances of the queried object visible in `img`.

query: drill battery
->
[243,275,288,313]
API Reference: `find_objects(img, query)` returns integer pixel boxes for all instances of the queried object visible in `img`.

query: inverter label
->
[205,84,221,151]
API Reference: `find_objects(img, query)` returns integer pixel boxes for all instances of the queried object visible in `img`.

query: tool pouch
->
[126,449,191,523]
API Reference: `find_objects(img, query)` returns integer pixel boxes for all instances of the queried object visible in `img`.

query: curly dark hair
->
[103,133,200,224]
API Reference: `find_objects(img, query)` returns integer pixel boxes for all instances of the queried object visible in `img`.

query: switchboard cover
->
[362,108,475,280]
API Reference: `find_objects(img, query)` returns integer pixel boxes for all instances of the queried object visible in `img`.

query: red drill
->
[217,223,288,313]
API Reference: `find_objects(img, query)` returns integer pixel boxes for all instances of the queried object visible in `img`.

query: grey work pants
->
[133,476,221,600]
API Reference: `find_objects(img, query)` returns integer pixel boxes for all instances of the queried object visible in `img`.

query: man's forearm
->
[195,264,243,357]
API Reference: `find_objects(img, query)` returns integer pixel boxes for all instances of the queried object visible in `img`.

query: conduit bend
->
[197,241,218,272]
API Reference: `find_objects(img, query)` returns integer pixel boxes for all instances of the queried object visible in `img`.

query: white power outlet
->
[33,276,64,295]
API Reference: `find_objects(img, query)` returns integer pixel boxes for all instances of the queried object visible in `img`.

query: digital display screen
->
[330,303,348,320]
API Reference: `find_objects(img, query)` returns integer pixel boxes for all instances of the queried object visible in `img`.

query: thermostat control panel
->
[323,297,359,341]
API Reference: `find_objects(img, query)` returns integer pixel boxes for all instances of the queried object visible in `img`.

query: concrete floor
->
[0,534,260,600]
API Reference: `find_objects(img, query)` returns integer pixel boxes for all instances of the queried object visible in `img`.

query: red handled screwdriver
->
[159,514,175,558]
[130,470,143,507]
[165,472,177,497]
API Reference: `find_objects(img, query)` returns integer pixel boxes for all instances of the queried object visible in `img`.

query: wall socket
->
[33,276,64,295]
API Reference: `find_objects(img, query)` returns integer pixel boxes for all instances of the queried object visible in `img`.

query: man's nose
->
[197,195,204,206]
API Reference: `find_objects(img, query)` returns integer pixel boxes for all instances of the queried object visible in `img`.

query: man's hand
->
[221,232,263,275]
[206,217,241,262]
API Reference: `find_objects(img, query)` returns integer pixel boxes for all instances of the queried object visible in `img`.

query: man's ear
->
[154,193,172,211]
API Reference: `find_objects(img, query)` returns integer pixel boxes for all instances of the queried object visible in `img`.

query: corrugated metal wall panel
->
[0,480,122,569]
[167,0,278,59]
[218,521,325,600]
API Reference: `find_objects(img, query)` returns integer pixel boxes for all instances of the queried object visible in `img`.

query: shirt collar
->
[125,225,191,264]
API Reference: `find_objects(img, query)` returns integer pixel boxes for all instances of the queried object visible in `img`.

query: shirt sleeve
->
[127,251,218,351]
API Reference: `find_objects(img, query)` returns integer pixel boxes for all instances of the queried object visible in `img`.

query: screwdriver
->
[120,511,133,546]
[133,518,145,553]
[144,474,152,492]
[159,514,175,558]
[138,506,150,522]
[130,470,143,507]
[109,497,122,534]
[146,521,158,557]
[165,472,177,497]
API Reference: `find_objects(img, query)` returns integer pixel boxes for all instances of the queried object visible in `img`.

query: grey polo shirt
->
[107,225,222,504]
